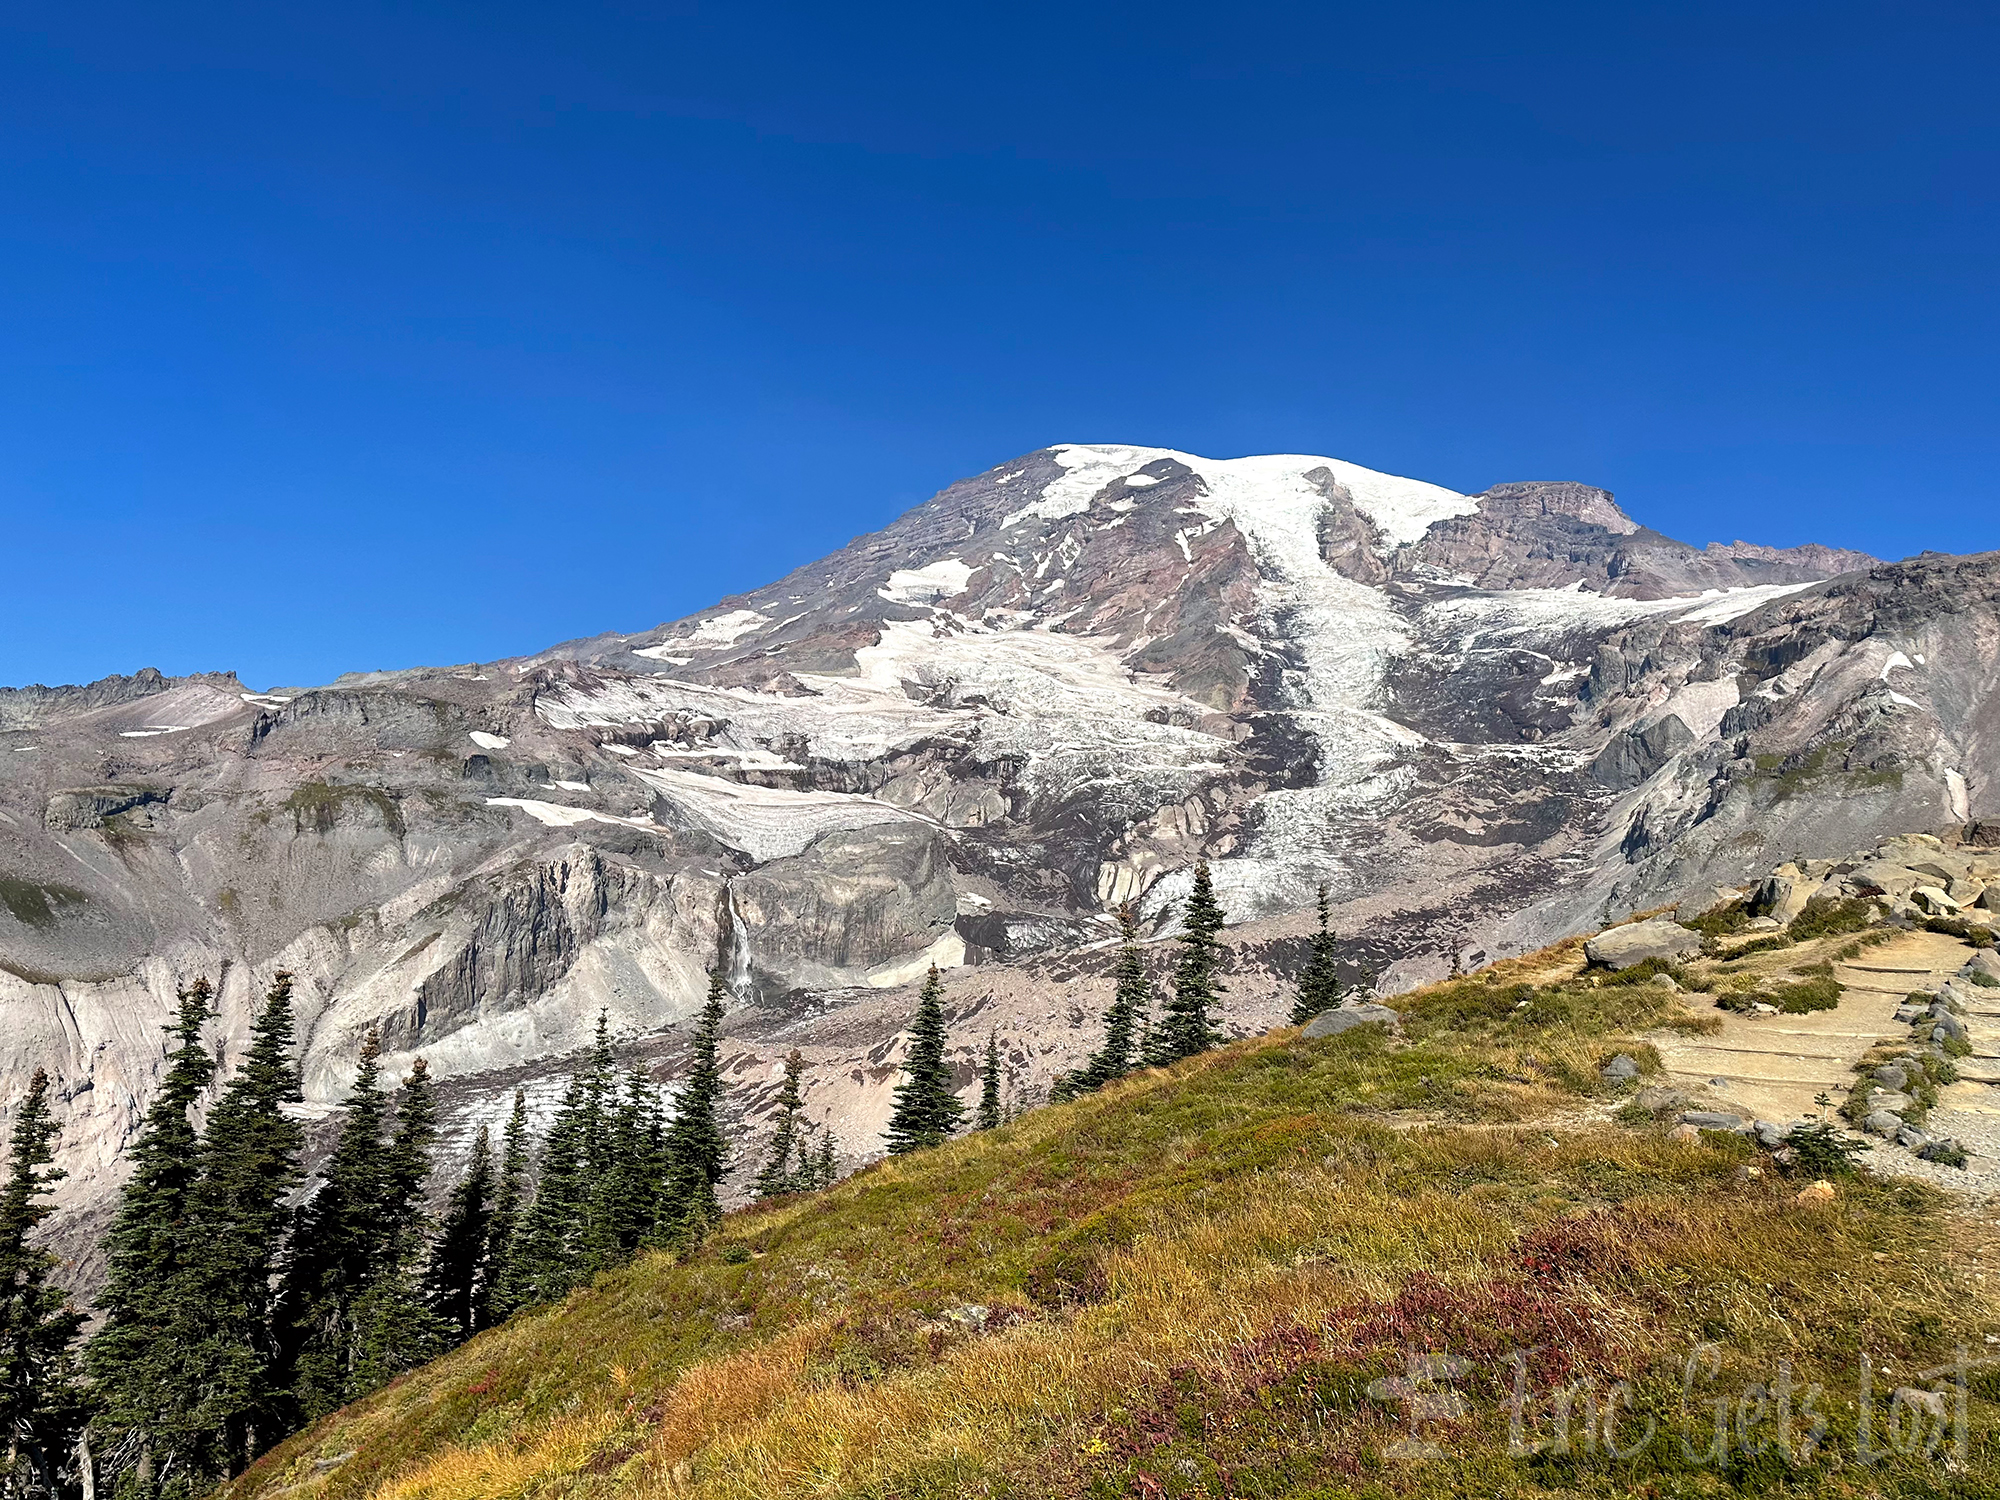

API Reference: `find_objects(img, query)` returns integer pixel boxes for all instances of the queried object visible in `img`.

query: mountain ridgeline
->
[0,442,1988,1282]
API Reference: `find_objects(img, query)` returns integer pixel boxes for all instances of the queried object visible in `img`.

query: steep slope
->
[8,442,1988,1260]
[217,949,1997,1500]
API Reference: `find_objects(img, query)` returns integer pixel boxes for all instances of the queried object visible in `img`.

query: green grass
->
[219,947,1998,1500]
[281,781,405,836]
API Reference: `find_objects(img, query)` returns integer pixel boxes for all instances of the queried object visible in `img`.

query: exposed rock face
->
[14,440,1999,1273]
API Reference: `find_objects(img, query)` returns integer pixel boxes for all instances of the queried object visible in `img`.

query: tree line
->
[883,862,1354,1145]
[0,862,1346,1499]
[0,962,852,1500]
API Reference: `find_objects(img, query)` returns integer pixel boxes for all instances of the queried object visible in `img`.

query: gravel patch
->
[1864,1104,2000,1201]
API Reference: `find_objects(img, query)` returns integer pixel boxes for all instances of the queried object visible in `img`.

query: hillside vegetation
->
[223,941,1997,1499]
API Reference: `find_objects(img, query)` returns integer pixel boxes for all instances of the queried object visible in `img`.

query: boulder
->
[1633,1085,1686,1113]
[1933,1012,1970,1045]
[1850,861,1919,899]
[1912,885,1961,915]
[1896,1124,1932,1151]
[1651,972,1681,991]
[1795,1180,1837,1204]
[1868,1090,1915,1114]
[1301,1003,1399,1040]
[1918,1138,1968,1165]
[1873,1063,1910,1091]
[1668,1123,1702,1144]
[1752,1120,1791,1149]
[1677,1110,1747,1132]
[1980,887,2000,914]
[1584,918,1703,971]
[1600,1054,1640,1082]
[1744,916,1783,932]
[1863,1110,1905,1137]
[1967,948,2000,980]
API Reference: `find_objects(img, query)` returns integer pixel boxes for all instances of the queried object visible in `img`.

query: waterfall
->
[723,882,756,1002]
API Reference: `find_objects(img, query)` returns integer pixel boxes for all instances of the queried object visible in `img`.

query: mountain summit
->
[3,444,1981,1250]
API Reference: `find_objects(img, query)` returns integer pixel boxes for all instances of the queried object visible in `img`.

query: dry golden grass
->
[227,953,2000,1500]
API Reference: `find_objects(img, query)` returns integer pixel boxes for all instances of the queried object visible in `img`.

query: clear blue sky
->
[2,2,1995,690]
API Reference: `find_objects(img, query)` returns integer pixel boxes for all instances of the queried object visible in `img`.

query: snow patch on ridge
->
[879,558,973,606]
[1005,444,1476,550]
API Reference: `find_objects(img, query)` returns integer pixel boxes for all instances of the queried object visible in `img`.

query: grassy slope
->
[228,940,1998,1499]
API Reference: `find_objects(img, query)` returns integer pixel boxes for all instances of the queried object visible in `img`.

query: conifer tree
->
[508,1072,590,1308]
[0,1069,84,1500]
[180,972,304,1477]
[975,1030,1002,1130]
[883,966,963,1154]
[754,1052,807,1199]
[1290,883,1342,1025]
[662,978,729,1241]
[598,1067,665,1255]
[289,1049,446,1411]
[85,979,217,1493]
[483,1092,530,1322]
[813,1129,837,1190]
[422,1128,493,1341]
[1148,863,1227,1065]
[1078,907,1150,1089]
[277,1031,394,1424]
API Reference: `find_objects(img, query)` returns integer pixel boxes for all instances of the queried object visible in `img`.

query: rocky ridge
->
[6,442,1997,1266]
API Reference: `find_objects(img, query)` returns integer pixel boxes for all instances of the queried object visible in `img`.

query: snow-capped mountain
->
[4,442,1983,1260]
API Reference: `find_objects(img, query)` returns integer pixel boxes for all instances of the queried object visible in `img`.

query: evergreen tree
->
[422,1128,493,1341]
[883,967,963,1154]
[85,980,217,1495]
[754,1052,807,1199]
[276,1031,392,1423]
[975,1031,1002,1130]
[179,972,304,1478]
[508,1073,590,1308]
[483,1092,530,1322]
[598,1067,665,1254]
[661,978,729,1242]
[1147,863,1227,1065]
[0,1069,84,1500]
[572,1016,623,1274]
[285,1047,446,1415]
[812,1129,837,1190]
[1290,883,1342,1025]
[1078,907,1149,1090]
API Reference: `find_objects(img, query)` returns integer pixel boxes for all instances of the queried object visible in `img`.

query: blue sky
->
[2,1,1995,689]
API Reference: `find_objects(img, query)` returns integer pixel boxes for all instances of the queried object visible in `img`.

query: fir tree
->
[812,1129,837,1190]
[1289,883,1342,1025]
[598,1067,665,1254]
[84,979,217,1495]
[883,966,963,1154]
[1078,907,1149,1089]
[1148,863,1227,1065]
[483,1092,530,1322]
[290,1049,446,1412]
[0,1069,84,1500]
[661,978,729,1242]
[975,1031,1002,1130]
[754,1052,807,1199]
[508,1072,590,1308]
[179,972,304,1477]
[277,1031,392,1423]
[422,1128,493,1341]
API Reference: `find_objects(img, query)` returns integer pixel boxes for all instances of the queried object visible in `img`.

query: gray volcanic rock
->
[21,440,2000,1279]
[1584,918,1704,970]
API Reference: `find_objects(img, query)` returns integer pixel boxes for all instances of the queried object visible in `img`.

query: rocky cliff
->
[6,442,1990,1267]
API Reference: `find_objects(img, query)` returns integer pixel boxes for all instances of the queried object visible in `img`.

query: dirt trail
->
[1653,930,1975,1124]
